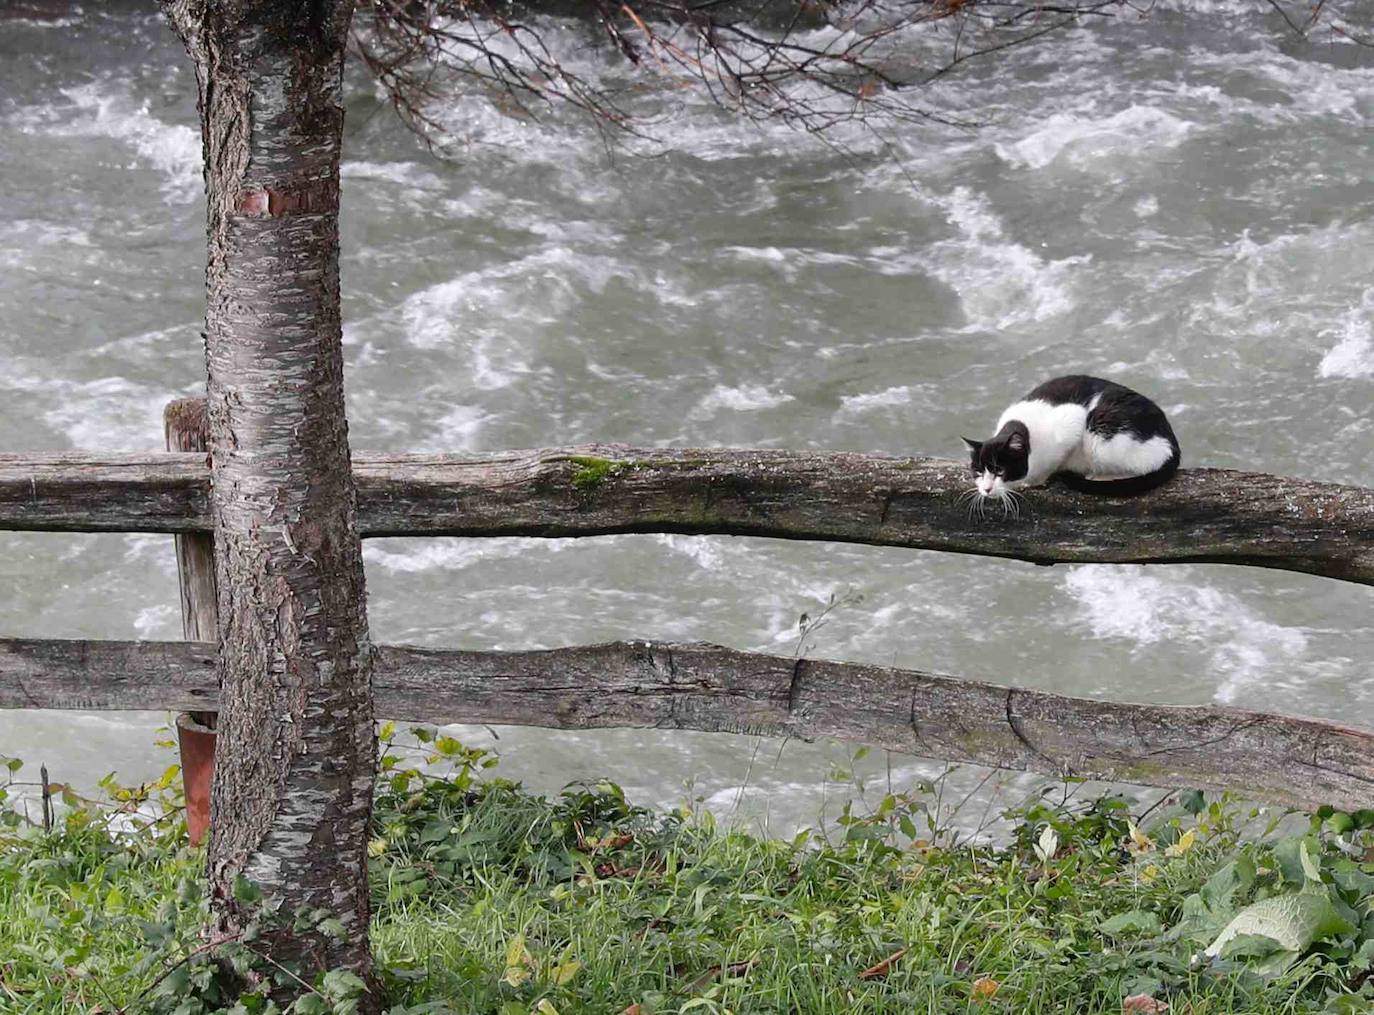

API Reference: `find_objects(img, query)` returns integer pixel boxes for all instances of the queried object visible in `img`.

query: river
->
[1,0,1372,835]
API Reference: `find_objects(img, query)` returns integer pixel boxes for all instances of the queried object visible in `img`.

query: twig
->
[40,764,52,833]
[115,934,241,1015]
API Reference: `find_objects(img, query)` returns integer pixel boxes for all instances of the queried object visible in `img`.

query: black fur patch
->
[965,421,1030,482]
[1025,374,1180,461]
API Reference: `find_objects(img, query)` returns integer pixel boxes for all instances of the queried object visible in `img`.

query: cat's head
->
[962,422,1029,497]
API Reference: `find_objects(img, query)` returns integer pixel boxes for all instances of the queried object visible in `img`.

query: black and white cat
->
[963,375,1181,505]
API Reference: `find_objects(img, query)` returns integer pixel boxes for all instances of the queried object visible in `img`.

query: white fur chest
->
[997,399,1090,483]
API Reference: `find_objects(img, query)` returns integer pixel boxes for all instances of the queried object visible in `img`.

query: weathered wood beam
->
[3,446,1373,582]
[3,636,1371,811]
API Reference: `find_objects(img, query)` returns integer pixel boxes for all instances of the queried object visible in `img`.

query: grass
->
[2,741,1373,1014]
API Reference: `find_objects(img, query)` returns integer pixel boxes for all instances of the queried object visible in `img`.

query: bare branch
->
[351,0,1139,141]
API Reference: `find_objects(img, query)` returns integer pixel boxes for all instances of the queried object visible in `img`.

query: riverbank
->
[2,740,1371,1014]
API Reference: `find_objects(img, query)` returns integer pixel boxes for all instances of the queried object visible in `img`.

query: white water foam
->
[133,604,178,640]
[836,385,914,416]
[1319,295,1374,380]
[998,106,1193,171]
[55,83,201,203]
[721,246,864,284]
[655,534,728,572]
[341,161,445,190]
[922,187,1087,331]
[690,384,794,419]
[0,366,169,450]
[1185,47,1372,125]
[364,537,578,575]
[435,404,492,449]
[400,248,621,377]
[0,219,94,269]
[1063,565,1308,705]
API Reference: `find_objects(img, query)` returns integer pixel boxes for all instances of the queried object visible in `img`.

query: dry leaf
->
[858,948,908,980]
[500,933,532,987]
[972,975,1000,1002]
[1123,994,1170,1013]
[1165,829,1197,857]
[686,958,760,992]
[618,1006,641,1015]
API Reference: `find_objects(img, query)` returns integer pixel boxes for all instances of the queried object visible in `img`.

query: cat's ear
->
[1007,432,1026,453]
[961,437,983,454]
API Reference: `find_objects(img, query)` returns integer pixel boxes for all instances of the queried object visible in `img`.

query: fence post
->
[165,398,217,846]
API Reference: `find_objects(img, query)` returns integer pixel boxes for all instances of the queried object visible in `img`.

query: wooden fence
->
[3,406,1374,811]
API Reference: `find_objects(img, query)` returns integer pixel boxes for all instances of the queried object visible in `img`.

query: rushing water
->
[1,0,1372,833]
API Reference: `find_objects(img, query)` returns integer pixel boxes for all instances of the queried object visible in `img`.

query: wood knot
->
[235,183,334,218]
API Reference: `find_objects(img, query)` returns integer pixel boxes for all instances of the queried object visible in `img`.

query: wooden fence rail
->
[4,447,1374,583]
[3,636,1372,811]
[5,430,1374,813]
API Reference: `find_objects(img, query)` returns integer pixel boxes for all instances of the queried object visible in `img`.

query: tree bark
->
[161,0,376,993]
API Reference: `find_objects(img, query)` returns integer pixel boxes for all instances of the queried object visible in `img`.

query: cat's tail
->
[1053,454,1180,497]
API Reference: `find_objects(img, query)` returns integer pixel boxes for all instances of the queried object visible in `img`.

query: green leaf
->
[322,968,368,999]
[233,876,263,905]
[1100,910,1163,938]
[1217,931,1285,960]
[1330,858,1374,897]
[1247,948,1303,980]
[1326,811,1356,835]
[1299,839,1324,883]
[1274,836,1317,887]
[1205,890,1355,958]
[1201,855,1256,915]
[1325,994,1374,1015]
[419,820,451,844]
[318,917,349,942]
[1180,789,1205,816]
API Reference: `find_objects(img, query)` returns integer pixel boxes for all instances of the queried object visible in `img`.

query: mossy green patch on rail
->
[565,455,626,491]
[4,745,1374,1014]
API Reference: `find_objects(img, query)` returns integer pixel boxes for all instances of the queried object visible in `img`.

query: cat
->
[962,375,1181,509]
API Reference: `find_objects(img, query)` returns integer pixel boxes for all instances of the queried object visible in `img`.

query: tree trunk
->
[161,0,377,994]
